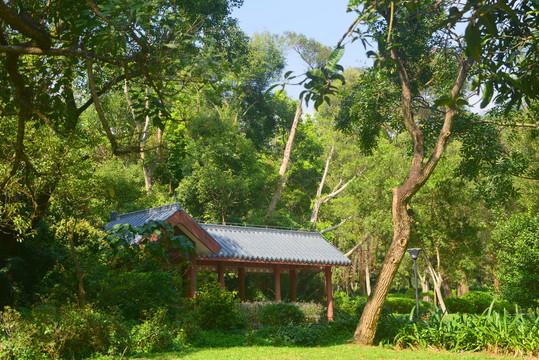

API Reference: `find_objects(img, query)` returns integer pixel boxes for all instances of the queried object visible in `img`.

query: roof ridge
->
[200,223,319,235]
[115,203,183,220]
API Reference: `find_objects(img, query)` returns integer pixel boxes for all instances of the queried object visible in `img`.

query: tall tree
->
[336,0,537,344]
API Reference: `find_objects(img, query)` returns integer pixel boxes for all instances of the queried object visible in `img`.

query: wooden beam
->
[218,262,225,289]
[239,267,246,302]
[189,253,197,298]
[167,210,221,254]
[325,267,333,321]
[290,269,297,302]
[274,264,281,302]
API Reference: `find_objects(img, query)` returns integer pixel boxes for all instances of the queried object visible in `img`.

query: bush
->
[130,308,178,354]
[191,283,247,332]
[88,267,183,321]
[260,302,305,326]
[444,297,477,314]
[492,299,517,314]
[461,291,494,313]
[0,304,129,359]
[238,301,324,327]
[384,297,431,314]
[333,291,363,317]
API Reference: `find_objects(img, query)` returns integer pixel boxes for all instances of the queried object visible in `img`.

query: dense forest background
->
[0,0,537,323]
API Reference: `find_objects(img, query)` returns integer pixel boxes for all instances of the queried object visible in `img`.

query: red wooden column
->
[274,264,281,302]
[238,267,246,302]
[325,267,334,321]
[289,269,297,302]
[218,262,225,289]
[189,253,197,298]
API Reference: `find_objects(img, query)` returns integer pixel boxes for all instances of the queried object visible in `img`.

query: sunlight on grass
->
[130,344,517,360]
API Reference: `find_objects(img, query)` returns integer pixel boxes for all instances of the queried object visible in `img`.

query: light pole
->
[407,248,422,318]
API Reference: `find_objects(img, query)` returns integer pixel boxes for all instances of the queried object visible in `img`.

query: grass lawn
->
[129,344,521,360]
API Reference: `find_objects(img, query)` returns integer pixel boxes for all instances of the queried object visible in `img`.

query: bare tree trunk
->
[311,144,334,223]
[352,44,472,344]
[267,99,302,217]
[124,82,163,194]
[422,249,447,312]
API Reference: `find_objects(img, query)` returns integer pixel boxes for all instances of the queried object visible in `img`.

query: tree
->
[0,0,242,248]
[339,0,475,344]
[336,0,537,344]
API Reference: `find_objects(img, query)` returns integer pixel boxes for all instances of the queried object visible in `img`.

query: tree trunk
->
[457,269,469,296]
[311,144,334,223]
[365,261,371,296]
[442,276,453,298]
[352,42,472,343]
[353,194,412,344]
[267,99,302,217]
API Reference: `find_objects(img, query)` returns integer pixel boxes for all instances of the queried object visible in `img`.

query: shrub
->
[192,283,247,331]
[88,267,183,321]
[238,301,324,327]
[333,291,363,317]
[444,297,477,314]
[384,297,431,314]
[260,302,305,326]
[461,291,494,313]
[0,304,129,359]
[130,308,176,354]
[294,301,325,323]
[492,299,517,314]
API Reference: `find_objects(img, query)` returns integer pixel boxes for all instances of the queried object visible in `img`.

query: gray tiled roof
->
[105,204,186,243]
[104,204,351,266]
[200,224,351,266]
[106,203,183,231]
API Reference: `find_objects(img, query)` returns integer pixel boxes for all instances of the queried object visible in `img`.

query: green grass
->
[127,344,520,360]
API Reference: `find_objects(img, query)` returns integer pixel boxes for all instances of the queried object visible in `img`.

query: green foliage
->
[191,283,247,332]
[87,267,183,321]
[460,291,495,314]
[99,219,194,267]
[333,291,364,318]
[260,302,305,326]
[494,213,539,309]
[130,308,178,354]
[238,301,324,326]
[177,112,273,224]
[444,297,477,314]
[394,308,539,356]
[0,305,129,360]
[384,298,431,315]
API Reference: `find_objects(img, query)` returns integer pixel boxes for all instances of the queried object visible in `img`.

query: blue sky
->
[232,1,486,113]
[231,0,371,104]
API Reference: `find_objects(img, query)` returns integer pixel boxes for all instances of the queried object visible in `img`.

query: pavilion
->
[106,203,351,320]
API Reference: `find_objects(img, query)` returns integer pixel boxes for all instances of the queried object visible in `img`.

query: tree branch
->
[321,216,353,234]
[0,45,136,65]
[0,3,51,49]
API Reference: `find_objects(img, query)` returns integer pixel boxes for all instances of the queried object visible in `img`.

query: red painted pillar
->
[274,264,281,302]
[290,269,297,302]
[189,253,197,298]
[239,267,246,302]
[325,267,333,321]
[218,262,225,289]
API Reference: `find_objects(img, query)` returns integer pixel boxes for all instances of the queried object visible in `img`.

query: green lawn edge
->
[125,344,526,360]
